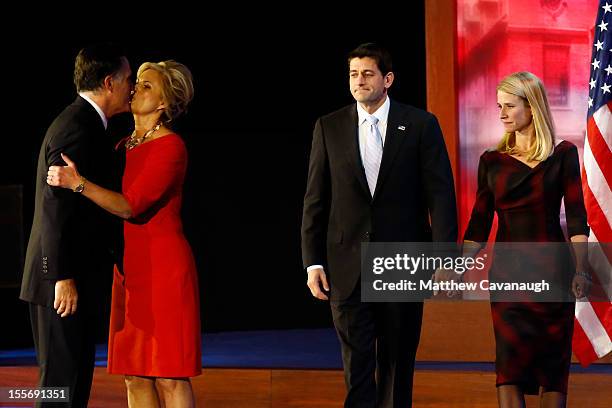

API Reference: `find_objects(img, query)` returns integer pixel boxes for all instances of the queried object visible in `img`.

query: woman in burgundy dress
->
[462,72,590,408]
[47,60,200,408]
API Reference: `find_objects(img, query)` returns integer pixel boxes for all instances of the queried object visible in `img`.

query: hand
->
[47,153,81,190]
[433,267,462,298]
[307,268,329,301]
[572,273,592,299]
[54,278,78,317]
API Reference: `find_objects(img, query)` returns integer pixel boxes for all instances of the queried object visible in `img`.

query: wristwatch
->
[73,177,86,193]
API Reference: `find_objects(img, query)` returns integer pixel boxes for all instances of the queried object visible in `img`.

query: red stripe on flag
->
[573,316,599,367]
[586,115,612,188]
[582,170,612,244]
[590,301,612,333]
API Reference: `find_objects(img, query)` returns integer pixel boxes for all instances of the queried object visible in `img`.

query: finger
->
[61,299,73,317]
[571,280,578,295]
[572,283,582,299]
[56,299,66,315]
[320,273,329,291]
[53,295,60,310]
[61,153,75,168]
[307,282,316,297]
[307,280,318,296]
[308,280,328,300]
[70,299,78,315]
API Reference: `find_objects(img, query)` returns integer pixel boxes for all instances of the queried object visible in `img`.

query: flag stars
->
[599,20,609,31]
[592,58,601,70]
[588,97,594,108]
[595,40,604,51]
[602,83,611,94]
[590,78,597,89]
[606,65,612,76]
[603,2,612,14]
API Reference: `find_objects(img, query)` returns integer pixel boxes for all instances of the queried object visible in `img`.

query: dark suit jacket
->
[20,96,121,307]
[301,100,458,300]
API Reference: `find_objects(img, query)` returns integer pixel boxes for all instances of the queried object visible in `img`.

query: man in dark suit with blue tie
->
[301,43,458,408]
[20,43,132,407]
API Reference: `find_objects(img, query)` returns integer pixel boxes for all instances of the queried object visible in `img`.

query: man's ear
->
[103,75,114,92]
[384,72,395,90]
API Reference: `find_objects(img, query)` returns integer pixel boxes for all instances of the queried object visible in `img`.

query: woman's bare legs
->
[155,377,195,408]
[125,376,160,408]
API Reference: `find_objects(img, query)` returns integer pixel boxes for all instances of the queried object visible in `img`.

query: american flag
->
[572,0,612,367]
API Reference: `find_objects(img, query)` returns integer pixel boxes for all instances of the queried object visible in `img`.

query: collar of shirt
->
[79,92,108,130]
[357,96,390,131]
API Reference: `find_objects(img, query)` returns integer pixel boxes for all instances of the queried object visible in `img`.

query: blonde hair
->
[137,60,194,124]
[496,71,555,161]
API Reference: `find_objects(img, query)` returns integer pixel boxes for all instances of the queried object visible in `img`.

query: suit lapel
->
[343,106,371,198]
[373,101,410,200]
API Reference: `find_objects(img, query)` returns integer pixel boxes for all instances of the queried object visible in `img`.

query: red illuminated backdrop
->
[417,1,610,362]
[456,0,598,239]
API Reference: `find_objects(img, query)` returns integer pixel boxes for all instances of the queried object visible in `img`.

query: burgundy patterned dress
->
[463,140,589,394]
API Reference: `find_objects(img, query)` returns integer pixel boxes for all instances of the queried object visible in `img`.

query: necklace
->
[126,122,162,150]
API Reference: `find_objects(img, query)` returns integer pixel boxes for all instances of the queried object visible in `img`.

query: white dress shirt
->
[79,92,108,130]
[307,97,391,273]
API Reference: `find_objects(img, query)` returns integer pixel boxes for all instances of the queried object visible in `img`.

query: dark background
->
[1,7,426,348]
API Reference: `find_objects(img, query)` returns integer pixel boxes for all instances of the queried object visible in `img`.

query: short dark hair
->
[347,42,393,75]
[73,43,127,92]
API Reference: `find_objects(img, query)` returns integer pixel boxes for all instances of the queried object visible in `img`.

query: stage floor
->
[1,329,610,406]
[1,366,611,407]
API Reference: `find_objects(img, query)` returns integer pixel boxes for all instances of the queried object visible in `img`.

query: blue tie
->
[364,115,383,197]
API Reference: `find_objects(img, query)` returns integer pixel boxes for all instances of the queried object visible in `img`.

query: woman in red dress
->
[47,60,200,407]
[462,72,591,408]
